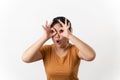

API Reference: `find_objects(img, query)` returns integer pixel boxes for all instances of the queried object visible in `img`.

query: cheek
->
[63,38,68,41]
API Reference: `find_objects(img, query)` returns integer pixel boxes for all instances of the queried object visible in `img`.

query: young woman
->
[22,16,96,80]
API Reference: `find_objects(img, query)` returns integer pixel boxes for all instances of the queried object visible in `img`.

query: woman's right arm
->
[22,37,48,63]
[22,21,56,63]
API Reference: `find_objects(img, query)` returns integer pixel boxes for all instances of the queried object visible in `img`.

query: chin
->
[54,43,62,47]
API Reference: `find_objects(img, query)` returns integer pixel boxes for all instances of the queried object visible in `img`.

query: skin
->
[22,19,96,63]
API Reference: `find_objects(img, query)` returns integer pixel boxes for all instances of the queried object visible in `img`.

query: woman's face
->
[52,23,68,47]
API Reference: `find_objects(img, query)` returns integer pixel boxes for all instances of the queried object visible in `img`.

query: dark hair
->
[50,16,72,32]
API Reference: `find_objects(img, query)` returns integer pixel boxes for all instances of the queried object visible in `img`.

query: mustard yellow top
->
[40,44,81,80]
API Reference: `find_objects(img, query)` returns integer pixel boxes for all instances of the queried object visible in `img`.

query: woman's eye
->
[51,30,54,33]
[59,29,64,33]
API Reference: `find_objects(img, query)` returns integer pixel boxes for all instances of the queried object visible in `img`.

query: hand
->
[58,19,72,38]
[42,21,56,40]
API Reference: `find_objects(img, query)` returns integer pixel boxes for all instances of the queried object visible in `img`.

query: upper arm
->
[23,45,50,63]
[77,50,96,61]
[30,45,48,62]
[72,45,89,61]
[31,51,43,62]
[77,51,85,60]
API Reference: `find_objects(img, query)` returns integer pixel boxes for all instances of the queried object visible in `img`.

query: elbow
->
[22,55,31,63]
[85,52,96,61]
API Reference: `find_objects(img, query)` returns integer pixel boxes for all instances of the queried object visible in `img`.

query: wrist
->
[41,35,49,41]
[68,33,73,39]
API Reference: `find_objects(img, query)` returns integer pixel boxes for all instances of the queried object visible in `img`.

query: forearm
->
[68,34,96,61]
[22,36,47,62]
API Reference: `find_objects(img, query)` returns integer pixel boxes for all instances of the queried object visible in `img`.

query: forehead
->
[53,23,62,29]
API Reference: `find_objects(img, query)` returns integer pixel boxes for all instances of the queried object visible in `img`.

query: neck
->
[55,43,70,51]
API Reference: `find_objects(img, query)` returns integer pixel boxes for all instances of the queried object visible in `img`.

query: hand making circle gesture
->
[42,21,56,40]
[58,18,72,38]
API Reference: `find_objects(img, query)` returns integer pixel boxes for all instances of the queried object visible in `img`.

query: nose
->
[55,32,60,38]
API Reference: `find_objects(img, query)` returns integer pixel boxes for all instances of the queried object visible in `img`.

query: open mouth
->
[56,40,61,44]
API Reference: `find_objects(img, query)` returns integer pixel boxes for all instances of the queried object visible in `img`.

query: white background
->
[0,0,120,80]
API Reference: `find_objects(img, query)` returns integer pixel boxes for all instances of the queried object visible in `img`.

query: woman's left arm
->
[68,34,96,61]
[58,19,96,61]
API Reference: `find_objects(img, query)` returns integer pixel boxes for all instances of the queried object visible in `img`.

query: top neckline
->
[52,44,71,59]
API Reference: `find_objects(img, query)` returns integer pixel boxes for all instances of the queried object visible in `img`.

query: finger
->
[51,27,55,31]
[58,19,64,26]
[46,20,48,27]
[52,27,57,32]
[67,22,70,28]
[51,28,57,34]
[65,18,67,25]
[48,21,53,27]
[42,25,45,29]
[42,25,47,31]
[50,28,55,33]
[52,31,57,36]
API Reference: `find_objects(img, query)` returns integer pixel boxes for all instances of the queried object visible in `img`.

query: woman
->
[22,16,96,80]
